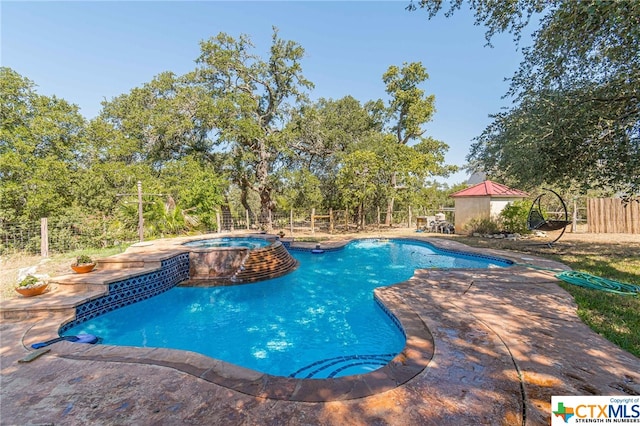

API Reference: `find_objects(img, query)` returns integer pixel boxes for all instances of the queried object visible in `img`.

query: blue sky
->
[2,1,525,185]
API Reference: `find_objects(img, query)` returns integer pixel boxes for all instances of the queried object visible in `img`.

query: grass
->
[447,233,640,359]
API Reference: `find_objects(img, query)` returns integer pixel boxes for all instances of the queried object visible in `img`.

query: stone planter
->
[71,263,96,274]
[15,284,48,297]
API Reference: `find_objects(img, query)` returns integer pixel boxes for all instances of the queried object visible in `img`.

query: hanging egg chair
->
[527,188,572,246]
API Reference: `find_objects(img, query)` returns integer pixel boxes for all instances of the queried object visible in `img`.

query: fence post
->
[329,208,334,234]
[290,209,294,236]
[137,180,144,242]
[216,211,221,233]
[345,208,349,231]
[377,207,380,230]
[40,218,49,258]
[311,208,316,234]
[408,206,412,228]
[571,199,577,233]
[246,209,250,230]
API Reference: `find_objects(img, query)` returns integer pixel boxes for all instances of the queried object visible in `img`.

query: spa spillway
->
[182,236,298,285]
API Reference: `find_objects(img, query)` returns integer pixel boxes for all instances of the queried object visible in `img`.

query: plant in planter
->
[71,254,96,273]
[15,274,48,297]
[277,230,285,238]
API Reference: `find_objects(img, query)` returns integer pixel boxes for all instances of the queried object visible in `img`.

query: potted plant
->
[15,274,48,297]
[71,254,96,274]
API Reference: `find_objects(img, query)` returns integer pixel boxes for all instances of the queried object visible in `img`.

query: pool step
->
[96,249,187,270]
[48,266,162,293]
[233,241,298,283]
[0,284,106,320]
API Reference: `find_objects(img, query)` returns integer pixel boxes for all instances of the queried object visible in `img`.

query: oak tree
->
[409,0,640,197]
[195,28,313,230]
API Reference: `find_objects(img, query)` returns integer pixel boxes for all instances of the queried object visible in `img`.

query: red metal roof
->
[450,180,529,198]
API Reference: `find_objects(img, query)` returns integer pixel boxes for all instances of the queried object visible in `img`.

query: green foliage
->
[2,32,458,239]
[412,1,640,197]
[336,150,384,206]
[469,83,640,196]
[100,71,216,164]
[276,169,323,211]
[286,97,378,175]
[0,67,86,221]
[407,0,547,45]
[17,275,40,288]
[159,156,226,230]
[336,150,384,227]
[75,254,93,265]
[73,162,153,216]
[465,216,501,235]
[383,62,436,145]
[499,200,532,234]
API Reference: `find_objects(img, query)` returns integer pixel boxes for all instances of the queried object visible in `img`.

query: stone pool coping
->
[5,235,572,403]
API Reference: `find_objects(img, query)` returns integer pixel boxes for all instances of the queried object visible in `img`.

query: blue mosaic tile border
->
[374,295,406,338]
[289,352,395,379]
[60,253,190,333]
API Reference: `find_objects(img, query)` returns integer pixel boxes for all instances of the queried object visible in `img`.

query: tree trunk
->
[258,187,273,231]
[386,197,394,226]
[239,180,255,225]
[256,143,273,231]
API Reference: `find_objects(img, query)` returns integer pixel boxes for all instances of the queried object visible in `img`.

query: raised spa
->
[183,237,271,250]
[183,236,297,284]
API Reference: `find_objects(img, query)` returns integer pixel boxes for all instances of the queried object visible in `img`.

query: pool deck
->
[1,236,639,425]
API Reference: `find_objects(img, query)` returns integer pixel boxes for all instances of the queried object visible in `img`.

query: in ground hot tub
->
[182,235,297,284]
[183,237,271,250]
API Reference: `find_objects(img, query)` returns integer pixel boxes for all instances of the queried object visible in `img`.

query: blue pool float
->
[31,334,99,349]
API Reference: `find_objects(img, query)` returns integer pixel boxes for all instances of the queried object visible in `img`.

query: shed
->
[450,180,528,233]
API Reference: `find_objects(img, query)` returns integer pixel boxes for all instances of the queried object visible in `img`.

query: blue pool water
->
[183,237,270,249]
[64,239,510,378]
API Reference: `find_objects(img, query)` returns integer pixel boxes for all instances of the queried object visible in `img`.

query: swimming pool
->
[64,239,511,378]
[183,236,271,249]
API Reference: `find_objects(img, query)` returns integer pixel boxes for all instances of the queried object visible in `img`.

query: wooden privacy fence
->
[587,198,639,234]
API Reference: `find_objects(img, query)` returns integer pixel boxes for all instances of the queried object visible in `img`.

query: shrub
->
[465,217,501,235]
[75,255,94,265]
[499,200,533,234]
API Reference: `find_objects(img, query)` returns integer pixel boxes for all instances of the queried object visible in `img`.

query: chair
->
[527,189,572,246]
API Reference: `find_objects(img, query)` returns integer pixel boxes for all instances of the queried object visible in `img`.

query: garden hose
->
[554,270,640,297]
[515,262,640,297]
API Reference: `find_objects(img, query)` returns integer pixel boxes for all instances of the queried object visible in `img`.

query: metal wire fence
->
[1,207,433,255]
[0,218,138,256]
[219,207,449,234]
